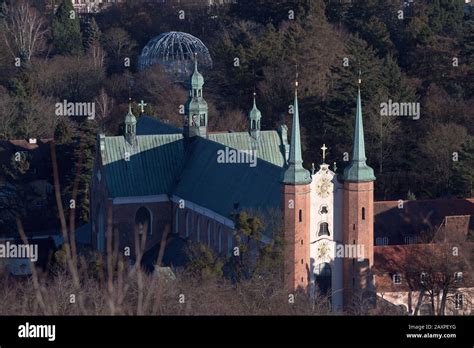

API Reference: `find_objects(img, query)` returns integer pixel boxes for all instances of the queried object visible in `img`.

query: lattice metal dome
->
[138,31,213,82]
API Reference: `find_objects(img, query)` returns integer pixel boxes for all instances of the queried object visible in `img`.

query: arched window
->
[218,227,222,253]
[318,222,330,236]
[315,263,331,295]
[135,207,152,236]
[196,216,201,242]
[174,209,179,234]
[207,221,212,247]
[362,207,366,220]
[185,211,190,238]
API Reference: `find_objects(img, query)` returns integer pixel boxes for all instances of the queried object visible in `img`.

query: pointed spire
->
[343,80,375,182]
[282,80,311,185]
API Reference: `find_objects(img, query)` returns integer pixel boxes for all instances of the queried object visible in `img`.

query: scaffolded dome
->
[138,31,213,82]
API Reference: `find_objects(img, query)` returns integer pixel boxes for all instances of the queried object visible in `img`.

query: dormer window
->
[454,272,463,283]
[392,273,401,284]
[420,272,427,284]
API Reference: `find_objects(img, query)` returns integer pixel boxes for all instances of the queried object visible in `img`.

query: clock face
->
[316,177,332,198]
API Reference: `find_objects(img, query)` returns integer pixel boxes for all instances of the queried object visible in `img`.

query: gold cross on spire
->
[321,143,328,162]
[358,69,362,85]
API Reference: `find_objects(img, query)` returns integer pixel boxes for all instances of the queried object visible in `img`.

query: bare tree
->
[1,0,48,63]
[94,88,114,131]
[87,43,106,70]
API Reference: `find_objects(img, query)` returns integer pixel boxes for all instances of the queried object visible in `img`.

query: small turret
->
[249,92,261,139]
[124,101,137,145]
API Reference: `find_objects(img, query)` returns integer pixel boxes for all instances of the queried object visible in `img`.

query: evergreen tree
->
[52,0,83,55]
[453,136,474,197]
[83,17,101,50]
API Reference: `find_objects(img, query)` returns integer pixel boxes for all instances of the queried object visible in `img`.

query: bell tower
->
[342,79,376,311]
[282,81,312,294]
[184,54,208,138]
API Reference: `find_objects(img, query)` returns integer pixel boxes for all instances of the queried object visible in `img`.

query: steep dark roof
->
[174,136,284,220]
[136,115,183,135]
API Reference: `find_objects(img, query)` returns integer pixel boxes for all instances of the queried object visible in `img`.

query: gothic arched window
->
[185,211,190,238]
[196,216,201,242]
[135,207,152,236]
[207,221,212,247]
[318,222,330,237]
[217,227,222,253]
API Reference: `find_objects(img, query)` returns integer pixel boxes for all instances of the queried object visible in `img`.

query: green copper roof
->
[208,131,285,167]
[101,134,184,197]
[282,89,311,185]
[343,88,375,182]
[99,119,287,211]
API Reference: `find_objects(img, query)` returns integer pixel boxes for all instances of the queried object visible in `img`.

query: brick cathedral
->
[90,60,474,314]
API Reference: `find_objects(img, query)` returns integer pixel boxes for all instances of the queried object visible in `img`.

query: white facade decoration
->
[309,163,344,312]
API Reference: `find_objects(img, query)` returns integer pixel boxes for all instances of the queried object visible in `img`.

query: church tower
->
[342,82,376,311]
[282,81,312,294]
[184,55,208,138]
[124,101,137,146]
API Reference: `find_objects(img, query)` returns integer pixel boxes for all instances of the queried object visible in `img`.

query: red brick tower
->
[342,84,376,311]
[282,82,312,293]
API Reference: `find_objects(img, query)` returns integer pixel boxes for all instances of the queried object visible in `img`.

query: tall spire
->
[282,80,311,185]
[343,79,375,182]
